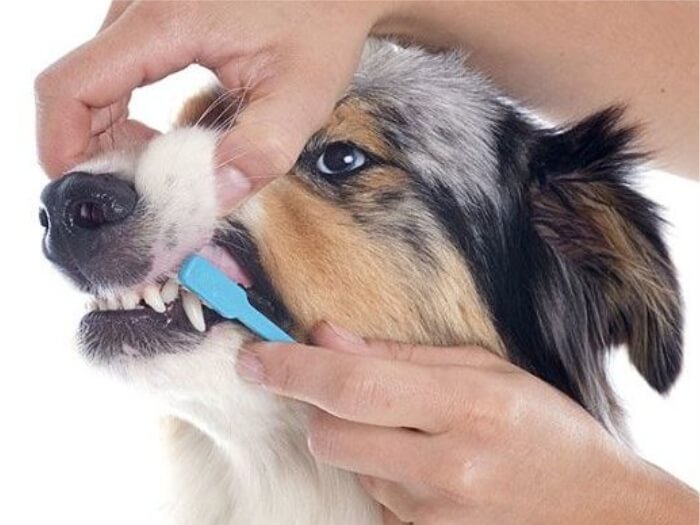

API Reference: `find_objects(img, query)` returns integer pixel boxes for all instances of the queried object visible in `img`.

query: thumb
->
[215,64,340,213]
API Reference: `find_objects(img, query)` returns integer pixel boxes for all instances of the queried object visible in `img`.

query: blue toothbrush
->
[178,255,295,343]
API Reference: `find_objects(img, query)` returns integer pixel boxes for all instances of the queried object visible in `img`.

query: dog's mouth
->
[78,224,294,361]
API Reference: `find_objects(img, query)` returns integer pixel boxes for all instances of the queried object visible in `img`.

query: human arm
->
[35,1,698,214]
[236,322,699,524]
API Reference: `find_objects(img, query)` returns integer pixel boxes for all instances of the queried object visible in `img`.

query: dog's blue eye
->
[316,142,367,176]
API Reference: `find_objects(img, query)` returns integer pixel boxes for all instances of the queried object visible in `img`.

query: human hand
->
[35,1,386,211]
[237,323,698,524]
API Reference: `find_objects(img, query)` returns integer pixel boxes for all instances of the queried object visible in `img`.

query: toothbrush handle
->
[241,305,295,343]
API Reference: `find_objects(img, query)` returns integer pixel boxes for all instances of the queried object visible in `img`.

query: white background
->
[0,2,697,524]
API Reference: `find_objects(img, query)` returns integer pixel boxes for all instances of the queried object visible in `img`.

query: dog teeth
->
[106,295,120,311]
[181,290,206,332]
[87,278,207,329]
[120,290,140,310]
[143,285,166,313]
[161,278,180,304]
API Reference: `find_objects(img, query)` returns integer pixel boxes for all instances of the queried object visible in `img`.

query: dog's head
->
[40,41,682,433]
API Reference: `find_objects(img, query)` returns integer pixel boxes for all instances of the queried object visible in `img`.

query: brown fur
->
[532,172,679,386]
[323,98,392,158]
[256,175,503,352]
[178,88,504,354]
[177,88,246,130]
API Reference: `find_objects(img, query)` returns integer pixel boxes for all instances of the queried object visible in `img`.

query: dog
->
[40,39,683,524]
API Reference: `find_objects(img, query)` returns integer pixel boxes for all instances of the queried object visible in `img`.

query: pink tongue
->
[195,244,253,288]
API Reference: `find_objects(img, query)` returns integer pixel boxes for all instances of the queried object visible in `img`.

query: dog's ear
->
[529,107,683,393]
[176,86,245,129]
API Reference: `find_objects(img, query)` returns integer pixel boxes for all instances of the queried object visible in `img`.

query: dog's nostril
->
[40,172,138,275]
[43,172,138,231]
[39,208,49,229]
[74,201,108,229]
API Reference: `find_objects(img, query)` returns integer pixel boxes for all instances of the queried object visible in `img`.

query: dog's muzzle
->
[40,172,149,290]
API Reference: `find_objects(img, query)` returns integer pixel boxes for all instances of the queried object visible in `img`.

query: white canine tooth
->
[85,299,97,312]
[121,291,139,310]
[97,298,108,311]
[161,278,180,304]
[106,295,120,310]
[143,285,166,313]
[182,290,206,332]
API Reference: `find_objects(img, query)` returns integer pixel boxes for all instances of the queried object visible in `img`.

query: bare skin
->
[35,2,699,523]
[240,323,699,525]
[34,2,698,202]
[376,1,699,180]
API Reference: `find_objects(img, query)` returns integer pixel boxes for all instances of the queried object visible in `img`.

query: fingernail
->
[216,166,252,212]
[236,351,264,383]
[325,322,364,344]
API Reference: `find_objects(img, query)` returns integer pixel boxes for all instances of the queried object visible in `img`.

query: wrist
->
[627,457,698,525]
[592,445,698,525]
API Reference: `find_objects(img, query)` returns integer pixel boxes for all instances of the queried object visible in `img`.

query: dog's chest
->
[164,413,382,525]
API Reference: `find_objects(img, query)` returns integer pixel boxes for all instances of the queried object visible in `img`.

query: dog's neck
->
[135,325,380,525]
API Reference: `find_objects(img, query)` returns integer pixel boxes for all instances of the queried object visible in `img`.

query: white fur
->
[117,324,379,524]
[136,129,221,283]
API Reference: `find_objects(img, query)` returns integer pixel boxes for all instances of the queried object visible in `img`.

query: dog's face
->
[40,41,682,433]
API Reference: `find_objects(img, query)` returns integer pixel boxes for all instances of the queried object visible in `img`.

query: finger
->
[91,119,160,155]
[98,1,133,32]
[310,321,508,369]
[238,343,463,432]
[35,3,199,176]
[358,476,420,524]
[215,58,342,212]
[89,95,131,136]
[307,409,430,482]
[381,507,408,525]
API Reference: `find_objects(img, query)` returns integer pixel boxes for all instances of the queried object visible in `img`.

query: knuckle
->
[499,390,527,426]
[453,373,524,438]
[426,452,476,506]
[481,381,526,434]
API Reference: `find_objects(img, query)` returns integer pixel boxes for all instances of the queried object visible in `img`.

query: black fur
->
[416,106,683,429]
[214,221,297,335]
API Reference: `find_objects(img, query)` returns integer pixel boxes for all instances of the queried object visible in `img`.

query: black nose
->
[40,172,136,230]
[40,172,138,283]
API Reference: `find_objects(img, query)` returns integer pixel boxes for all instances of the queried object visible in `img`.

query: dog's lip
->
[78,298,226,361]
[81,299,223,333]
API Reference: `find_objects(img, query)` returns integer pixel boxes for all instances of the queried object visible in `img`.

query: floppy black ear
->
[529,107,683,392]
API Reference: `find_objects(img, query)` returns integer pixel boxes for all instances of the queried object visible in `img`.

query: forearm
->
[373,1,698,179]
[612,455,699,525]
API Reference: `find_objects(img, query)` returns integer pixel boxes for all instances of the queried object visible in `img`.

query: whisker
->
[194,86,250,129]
